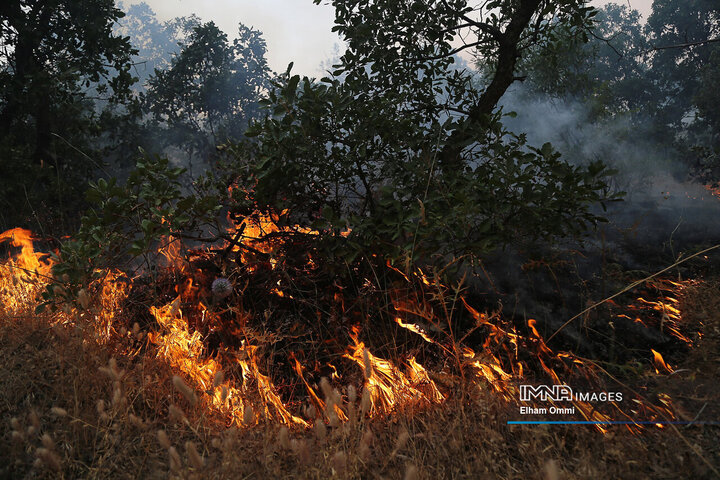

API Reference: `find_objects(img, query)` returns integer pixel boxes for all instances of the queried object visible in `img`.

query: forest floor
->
[0,278,719,479]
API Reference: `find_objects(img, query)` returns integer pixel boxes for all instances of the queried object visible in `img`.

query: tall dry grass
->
[0,266,719,478]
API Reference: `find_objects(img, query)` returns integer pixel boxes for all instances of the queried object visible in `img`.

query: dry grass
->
[1,281,719,480]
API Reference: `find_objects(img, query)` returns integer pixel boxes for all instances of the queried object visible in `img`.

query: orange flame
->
[651,349,674,374]
[0,222,688,432]
[0,228,53,278]
[344,327,445,416]
[148,296,308,427]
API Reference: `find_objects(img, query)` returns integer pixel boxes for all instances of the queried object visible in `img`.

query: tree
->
[115,3,202,90]
[0,0,137,230]
[646,0,720,131]
[695,49,720,138]
[145,21,271,161]
[236,0,614,265]
[521,4,652,118]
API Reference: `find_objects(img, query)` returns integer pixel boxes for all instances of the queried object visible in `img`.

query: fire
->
[624,279,693,345]
[343,326,445,415]
[0,221,694,432]
[148,296,308,427]
[651,349,673,374]
[705,184,720,199]
[0,228,53,279]
[0,228,54,314]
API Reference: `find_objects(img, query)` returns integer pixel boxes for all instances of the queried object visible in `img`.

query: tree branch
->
[439,0,543,170]
[414,40,484,62]
[439,0,503,41]
[639,37,720,55]
[588,29,624,59]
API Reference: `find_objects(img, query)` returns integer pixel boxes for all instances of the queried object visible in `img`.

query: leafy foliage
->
[0,0,138,231]
[646,0,720,132]
[521,5,652,118]
[40,152,223,310]
[115,3,198,88]
[234,0,614,264]
[145,21,272,158]
[519,1,720,178]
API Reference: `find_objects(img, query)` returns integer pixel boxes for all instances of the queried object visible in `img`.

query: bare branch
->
[588,30,624,59]
[639,37,720,55]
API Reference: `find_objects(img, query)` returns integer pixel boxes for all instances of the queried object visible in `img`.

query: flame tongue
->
[148,295,309,427]
[0,228,52,278]
[651,349,674,374]
[344,327,445,416]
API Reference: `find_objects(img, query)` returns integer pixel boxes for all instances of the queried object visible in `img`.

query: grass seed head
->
[405,464,420,480]
[28,409,41,431]
[544,459,560,480]
[363,348,372,379]
[329,409,340,428]
[109,357,120,376]
[330,451,347,476]
[277,426,291,450]
[168,446,182,472]
[77,288,89,309]
[172,375,198,406]
[10,417,21,431]
[213,370,225,388]
[41,433,55,450]
[185,441,204,469]
[357,428,374,461]
[157,430,171,450]
[112,386,124,408]
[314,419,327,441]
[11,430,24,444]
[360,387,371,418]
[36,447,62,471]
[243,403,255,427]
[129,413,145,429]
[99,366,118,381]
[50,407,67,417]
[221,385,229,403]
[168,404,188,424]
[320,377,333,401]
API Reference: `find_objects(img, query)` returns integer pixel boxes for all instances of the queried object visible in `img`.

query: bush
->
[230,67,616,266]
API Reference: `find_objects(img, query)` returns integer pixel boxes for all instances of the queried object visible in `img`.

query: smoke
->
[460,84,720,356]
[499,84,720,254]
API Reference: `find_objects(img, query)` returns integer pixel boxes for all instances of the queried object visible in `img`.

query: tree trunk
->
[440,0,542,170]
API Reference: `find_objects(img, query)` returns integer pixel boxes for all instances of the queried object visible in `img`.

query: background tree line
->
[0,0,718,271]
[0,1,271,232]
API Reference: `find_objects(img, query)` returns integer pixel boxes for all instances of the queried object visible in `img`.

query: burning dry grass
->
[1,225,719,478]
[0,306,718,479]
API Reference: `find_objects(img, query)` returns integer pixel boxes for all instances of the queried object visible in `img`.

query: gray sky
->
[123,0,654,76]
